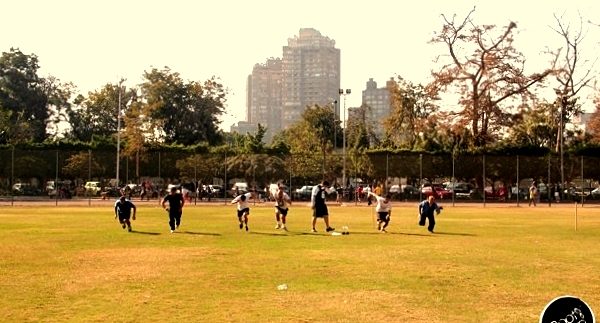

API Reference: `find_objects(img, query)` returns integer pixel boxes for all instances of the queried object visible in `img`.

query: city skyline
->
[2,0,599,132]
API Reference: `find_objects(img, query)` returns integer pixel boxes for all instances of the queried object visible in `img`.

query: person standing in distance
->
[311,180,335,233]
[367,191,392,233]
[528,181,538,207]
[114,196,136,232]
[162,186,185,233]
[231,190,256,231]
[418,195,442,233]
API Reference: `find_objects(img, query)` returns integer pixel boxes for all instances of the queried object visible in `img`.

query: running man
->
[367,191,392,232]
[162,186,185,233]
[418,195,442,233]
[273,186,292,231]
[231,190,255,232]
[311,180,335,233]
[114,196,136,232]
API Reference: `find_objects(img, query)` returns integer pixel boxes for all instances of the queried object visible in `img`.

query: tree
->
[0,48,50,143]
[507,102,558,148]
[550,13,595,153]
[587,94,600,143]
[65,83,135,142]
[42,76,74,141]
[384,76,438,149]
[139,67,227,146]
[277,105,340,182]
[346,104,376,150]
[428,8,553,147]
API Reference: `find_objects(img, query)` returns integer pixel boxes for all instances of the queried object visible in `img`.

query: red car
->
[422,184,453,199]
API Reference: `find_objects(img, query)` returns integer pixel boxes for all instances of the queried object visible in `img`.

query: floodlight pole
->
[339,89,350,189]
[116,78,125,190]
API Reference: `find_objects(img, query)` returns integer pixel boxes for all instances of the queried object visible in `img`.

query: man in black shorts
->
[231,191,255,231]
[310,180,335,233]
[114,196,136,232]
[162,187,185,233]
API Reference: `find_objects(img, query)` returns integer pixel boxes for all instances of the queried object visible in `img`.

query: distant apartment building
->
[361,78,394,136]
[240,28,340,140]
[246,58,283,141]
[281,28,341,129]
[229,121,258,136]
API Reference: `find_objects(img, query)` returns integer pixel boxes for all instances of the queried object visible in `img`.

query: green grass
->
[1,203,599,322]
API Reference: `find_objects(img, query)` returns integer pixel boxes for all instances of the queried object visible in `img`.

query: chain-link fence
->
[1,148,599,206]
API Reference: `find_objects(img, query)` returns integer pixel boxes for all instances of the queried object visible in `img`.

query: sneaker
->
[326,227,335,232]
[428,229,434,234]
[121,224,126,229]
[170,229,174,233]
[176,225,180,230]
[282,226,288,231]
[380,229,387,233]
[239,223,243,229]
[245,225,249,232]
[128,226,132,232]
[311,228,317,233]
[275,224,281,229]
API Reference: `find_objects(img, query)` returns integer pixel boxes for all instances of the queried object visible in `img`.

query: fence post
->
[581,155,584,206]
[55,150,59,206]
[11,146,14,206]
[516,155,520,207]
[483,154,486,208]
[194,154,198,206]
[451,154,455,207]
[385,152,389,193]
[419,153,423,202]
[88,149,92,207]
[224,153,227,203]
[548,155,551,207]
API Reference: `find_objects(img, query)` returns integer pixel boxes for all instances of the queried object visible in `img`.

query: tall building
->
[281,28,341,129]
[246,58,283,141]
[243,28,341,140]
[361,78,394,135]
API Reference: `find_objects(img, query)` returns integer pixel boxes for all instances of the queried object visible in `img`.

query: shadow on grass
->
[249,231,293,237]
[176,231,221,236]
[431,231,476,237]
[129,230,161,236]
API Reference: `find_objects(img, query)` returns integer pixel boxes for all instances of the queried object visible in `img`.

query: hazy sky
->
[2,0,599,130]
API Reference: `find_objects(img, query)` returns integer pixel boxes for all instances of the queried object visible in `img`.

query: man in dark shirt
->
[311,180,335,233]
[114,196,136,232]
[418,195,442,233]
[162,186,185,233]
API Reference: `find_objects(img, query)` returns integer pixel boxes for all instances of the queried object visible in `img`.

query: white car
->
[84,181,102,195]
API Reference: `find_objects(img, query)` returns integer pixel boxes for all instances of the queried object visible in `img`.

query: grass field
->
[1,202,599,322]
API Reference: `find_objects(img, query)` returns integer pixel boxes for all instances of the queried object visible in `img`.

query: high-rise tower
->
[281,28,340,129]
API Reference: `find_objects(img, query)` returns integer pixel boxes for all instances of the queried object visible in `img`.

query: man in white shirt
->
[367,191,392,232]
[231,191,255,231]
[273,185,292,231]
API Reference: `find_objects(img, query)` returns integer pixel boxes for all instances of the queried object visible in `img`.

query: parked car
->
[422,184,452,199]
[46,180,73,199]
[590,187,600,199]
[389,184,419,200]
[84,181,102,196]
[484,186,508,200]
[231,182,248,196]
[294,185,314,200]
[12,182,42,196]
[201,184,222,198]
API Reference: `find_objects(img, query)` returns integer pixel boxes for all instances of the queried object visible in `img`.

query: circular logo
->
[540,295,595,323]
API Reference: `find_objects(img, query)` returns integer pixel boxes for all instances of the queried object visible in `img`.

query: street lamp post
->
[116,78,125,189]
[339,89,351,191]
[333,100,338,150]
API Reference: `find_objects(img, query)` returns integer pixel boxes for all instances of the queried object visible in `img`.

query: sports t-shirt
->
[374,195,391,213]
[274,192,290,209]
[232,192,252,210]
